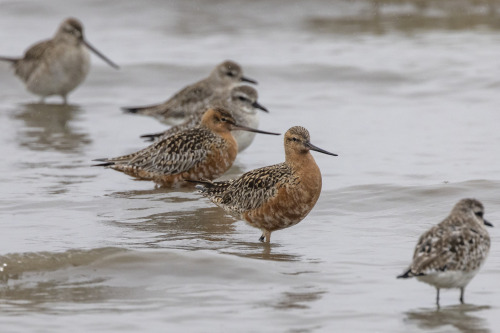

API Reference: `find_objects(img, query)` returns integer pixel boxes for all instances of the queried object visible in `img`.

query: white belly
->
[232,112,259,152]
[417,269,479,289]
[27,45,90,97]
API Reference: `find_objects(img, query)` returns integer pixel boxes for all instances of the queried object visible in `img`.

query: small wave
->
[0,247,127,281]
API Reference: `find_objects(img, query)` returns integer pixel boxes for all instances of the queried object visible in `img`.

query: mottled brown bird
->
[94,107,279,187]
[193,126,337,243]
[140,85,268,152]
[0,17,119,104]
[121,60,257,125]
[398,198,492,307]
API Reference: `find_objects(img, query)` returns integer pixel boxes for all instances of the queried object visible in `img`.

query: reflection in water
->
[273,289,326,310]
[132,206,238,244]
[404,304,491,333]
[0,247,132,313]
[0,247,126,280]
[107,189,302,262]
[12,103,91,153]
[0,278,128,314]
[107,189,239,244]
[224,241,302,262]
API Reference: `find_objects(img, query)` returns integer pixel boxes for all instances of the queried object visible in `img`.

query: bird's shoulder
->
[166,79,214,106]
[411,216,489,274]
[209,162,295,213]
[23,39,55,61]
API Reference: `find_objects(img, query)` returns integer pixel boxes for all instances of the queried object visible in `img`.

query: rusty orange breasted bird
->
[93,107,279,187]
[192,126,337,243]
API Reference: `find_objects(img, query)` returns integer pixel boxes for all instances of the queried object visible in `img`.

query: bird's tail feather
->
[0,56,19,63]
[91,158,114,167]
[121,104,161,115]
[397,269,412,279]
[92,162,115,167]
[397,268,424,279]
[140,132,163,141]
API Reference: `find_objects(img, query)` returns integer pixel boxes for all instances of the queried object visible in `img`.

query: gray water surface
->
[1,1,500,332]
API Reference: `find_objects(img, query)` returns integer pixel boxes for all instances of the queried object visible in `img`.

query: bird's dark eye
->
[238,96,247,102]
[475,211,484,218]
[221,117,227,122]
[226,71,235,77]
[66,28,81,38]
[292,137,298,142]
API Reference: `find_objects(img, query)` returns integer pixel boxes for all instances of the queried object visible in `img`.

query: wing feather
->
[410,222,488,275]
[15,40,54,81]
[106,127,219,175]
[200,163,294,214]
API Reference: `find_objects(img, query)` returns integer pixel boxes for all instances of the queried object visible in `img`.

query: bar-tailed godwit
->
[94,107,279,187]
[192,126,337,243]
[140,85,268,152]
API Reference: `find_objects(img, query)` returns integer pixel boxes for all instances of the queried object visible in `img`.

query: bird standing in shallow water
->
[193,126,337,243]
[93,107,279,187]
[121,60,257,125]
[140,85,269,152]
[398,198,492,307]
[0,17,119,104]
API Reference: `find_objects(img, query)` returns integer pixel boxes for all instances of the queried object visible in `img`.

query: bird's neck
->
[286,151,321,178]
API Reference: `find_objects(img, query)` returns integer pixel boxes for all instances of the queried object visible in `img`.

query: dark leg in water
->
[436,288,440,308]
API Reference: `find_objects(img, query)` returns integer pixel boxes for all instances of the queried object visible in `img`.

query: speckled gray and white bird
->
[398,198,493,307]
[122,60,257,125]
[192,126,337,243]
[0,18,119,104]
[93,107,279,188]
[140,85,268,152]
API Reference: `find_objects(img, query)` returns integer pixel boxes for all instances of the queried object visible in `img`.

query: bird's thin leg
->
[40,96,46,104]
[265,230,271,243]
[460,287,465,304]
[436,288,440,308]
[62,95,68,105]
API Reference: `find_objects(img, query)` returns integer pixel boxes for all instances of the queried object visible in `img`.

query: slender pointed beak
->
[83,39,120,70]
[305,141,338,156]
[241,76,257,84]
[231,123,280,135]
[252,101,269,113]
[484,220,493,227]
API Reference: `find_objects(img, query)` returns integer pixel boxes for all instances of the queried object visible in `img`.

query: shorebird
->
[140,85,269,152]
[0,17,119,104]
[121,60,257,125]
[93,107,279,187]
[398,198,493,307]
[192,126,337,243]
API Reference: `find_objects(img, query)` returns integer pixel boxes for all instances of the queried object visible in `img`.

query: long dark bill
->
[305,141,338,156]
[252,101,269,113]
[241,76,257,84]
[484,219,494,227]
[232,124,280,136]
[83,40,120,69]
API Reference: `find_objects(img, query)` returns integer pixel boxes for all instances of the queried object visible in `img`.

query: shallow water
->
[1,0,500,332]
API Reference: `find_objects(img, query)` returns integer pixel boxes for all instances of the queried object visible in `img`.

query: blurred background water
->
[1,0,500,332]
